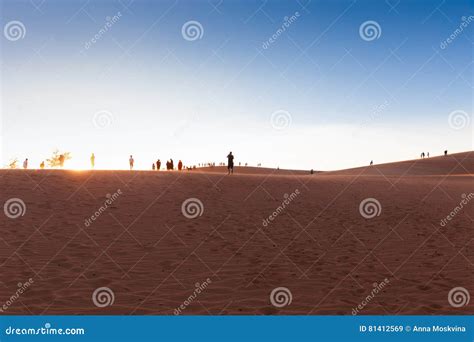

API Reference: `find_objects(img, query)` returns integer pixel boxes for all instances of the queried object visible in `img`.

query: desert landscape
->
[0,151,472,315]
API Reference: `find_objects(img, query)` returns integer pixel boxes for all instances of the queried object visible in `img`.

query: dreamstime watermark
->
[92,110,115,128]
[262,12,301,50]
[3,198,26,219]
[448,287,470,308]
[359,20,382,41]
[84,190,122,227]
[174,278,212,315]
[181,20,204,41]
[172,114,197,138]
[181,198,204,219]
[3,20,26,41]
[440,193,473,227]
[440,16,474,49]
[92,287,115,307]
[366,99,389,124]
[270,109,292,131]
[270,287,292,308]
[359,198,382,219]
[352,278,390,315]
[353,100,390,137]
[84,12,122,50]
[448,110,471,130]
[5,323,85,336]
[0,278,34,313]
[262,189,300,227]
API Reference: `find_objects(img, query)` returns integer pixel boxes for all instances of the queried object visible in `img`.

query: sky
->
[1,0,472,170]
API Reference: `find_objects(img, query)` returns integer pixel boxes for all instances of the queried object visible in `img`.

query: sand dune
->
[200,151,473,176]
[0,151,472,315]
[326,151,474,176]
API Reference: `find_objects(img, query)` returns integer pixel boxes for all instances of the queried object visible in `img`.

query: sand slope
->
[326,151,474,176]
[0,152,472,315]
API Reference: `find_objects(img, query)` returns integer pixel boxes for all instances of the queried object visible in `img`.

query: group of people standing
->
[125,155,185,171]
[150,159,183,171]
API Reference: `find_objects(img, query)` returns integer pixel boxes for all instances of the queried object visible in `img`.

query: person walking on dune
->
[156,159,161,171]
[129,155,134,170]
[227,151,234,174]
[90,153,95,169]
[178,160,183,171]
[23,158,28,169]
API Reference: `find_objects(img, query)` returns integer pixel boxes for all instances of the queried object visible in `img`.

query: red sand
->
[0,152,472,315]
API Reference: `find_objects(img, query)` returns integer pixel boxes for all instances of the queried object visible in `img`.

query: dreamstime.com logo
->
[3,198,26,219]
[270,287,293,308]
[0,278,34,313]
[359,20,381,41]
[92,287,115,307]
[448,287,470,308]
[3,20,26,41]
[4,323,85,336]
[93,110,115,129]
[270,109,292,131]
[359,198,382,219]
[84,190,122,227]
[181,198,204,219]
[352,278,390,315]
[262,189,300,227]
[181,20,204,41]
[174,278,212,315]
[448,110,471,130]
[440,193,473,227]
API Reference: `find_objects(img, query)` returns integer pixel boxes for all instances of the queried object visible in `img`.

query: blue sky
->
[1,0,472,170]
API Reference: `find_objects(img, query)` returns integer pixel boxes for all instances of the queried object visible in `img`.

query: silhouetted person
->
[90,153,95,169]
[59,154,65,167]
[170,159,174,170]
[152,163,155,170]
[129,155,134,170]
[40,161,45,169]
[23,158,28,169]
[156,159,161,170]
[444,150,448,156]
[370,160,373,166]
[178,160,183,171]
[227,152,234,174]
[310,169,314,174]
